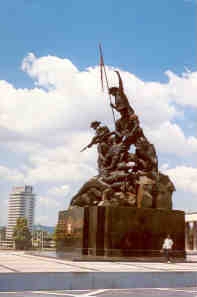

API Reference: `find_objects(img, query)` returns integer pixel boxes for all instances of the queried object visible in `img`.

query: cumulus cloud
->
[47,185,70,197]
[0,53,196,224]
[36,196,62,225]
[166,70,197,108]
[0,53,196,138]
[38,196,61,208]
[146,121,197,156]
[0,53,196,152]
[0,166,24,182]
[23,133,97,184]
[22,53,79,89]
[164,166,197,195]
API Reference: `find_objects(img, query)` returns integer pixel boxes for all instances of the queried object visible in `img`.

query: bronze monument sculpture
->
[56,47,185,259]
[71,70,173,210]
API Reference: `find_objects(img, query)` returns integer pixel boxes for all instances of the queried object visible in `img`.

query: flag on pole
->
[99,43,104,91]
[98,43,116,125]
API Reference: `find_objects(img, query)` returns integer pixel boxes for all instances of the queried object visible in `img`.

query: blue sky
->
[0,0,196,84]
[0,0,196,226]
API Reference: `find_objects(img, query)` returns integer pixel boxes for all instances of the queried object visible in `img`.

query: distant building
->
[0,227,6,241]
[6,185,35,240]
[32,229,55,249]
[185,212,197,251]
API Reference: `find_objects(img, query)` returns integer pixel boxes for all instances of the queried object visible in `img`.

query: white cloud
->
[164,166,197,195]
[0,53,196,157]
[0,166,24,182]
[166,70,197,108]
[47,185,70,197]
[23,134,97,184]
[146,121,197,156]
[38,196,61,208]
[36,196,63,225]
[160,163,169,171]
[22,53,79,89]
[0,53,196,140]
[0,53,197,224]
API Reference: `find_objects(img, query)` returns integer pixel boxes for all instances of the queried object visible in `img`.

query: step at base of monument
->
[0,271,195,291]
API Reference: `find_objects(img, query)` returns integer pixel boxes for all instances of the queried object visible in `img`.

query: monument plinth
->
[56,207,185,258]
[56,67,185,259]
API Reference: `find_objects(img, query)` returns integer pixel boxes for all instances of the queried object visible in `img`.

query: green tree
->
[13,217,32,250]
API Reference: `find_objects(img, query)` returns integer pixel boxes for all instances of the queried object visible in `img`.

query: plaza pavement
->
[0,251,196,291]
[0,251,196,273]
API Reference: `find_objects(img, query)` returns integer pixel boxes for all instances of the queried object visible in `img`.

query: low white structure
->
[185,212,197,250]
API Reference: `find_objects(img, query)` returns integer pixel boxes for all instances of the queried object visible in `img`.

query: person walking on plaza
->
[161,234,174,263]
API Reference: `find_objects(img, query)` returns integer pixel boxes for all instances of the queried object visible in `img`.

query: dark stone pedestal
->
[56,207,185,258]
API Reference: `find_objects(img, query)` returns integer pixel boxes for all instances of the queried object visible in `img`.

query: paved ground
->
[0,288,196,297]
[0,251,196,273]
[0,252,196,293]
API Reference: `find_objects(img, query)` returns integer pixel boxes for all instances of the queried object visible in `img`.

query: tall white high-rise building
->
[6,185,35,240]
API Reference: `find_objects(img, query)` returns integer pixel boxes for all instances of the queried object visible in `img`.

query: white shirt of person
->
[162,238,173,250]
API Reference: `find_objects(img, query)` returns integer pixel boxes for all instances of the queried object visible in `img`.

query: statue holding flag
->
[70,45,173,210]
[56,46,185,260]
[109,71,135,116]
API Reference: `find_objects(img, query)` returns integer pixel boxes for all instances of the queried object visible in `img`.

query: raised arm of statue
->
[109,71,135,116]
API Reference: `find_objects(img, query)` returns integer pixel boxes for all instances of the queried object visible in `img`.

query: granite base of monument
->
[56,206,185,259]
